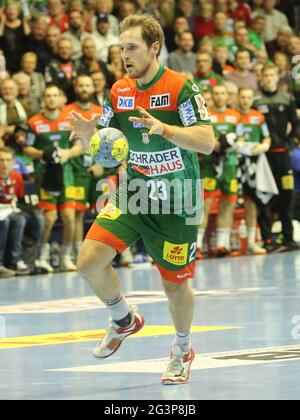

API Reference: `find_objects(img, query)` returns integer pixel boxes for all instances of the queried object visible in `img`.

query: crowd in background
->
[0,0,300,278]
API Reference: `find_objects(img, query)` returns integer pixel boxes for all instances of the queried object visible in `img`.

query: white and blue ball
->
[89,127,129,168]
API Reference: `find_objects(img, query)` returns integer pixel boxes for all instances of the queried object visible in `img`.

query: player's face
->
[238,90,254,111]
[119,27,157,80]
[43,87,62,110]
[75,77,95,102]
[0,152,14,178]
[212,87,228,108]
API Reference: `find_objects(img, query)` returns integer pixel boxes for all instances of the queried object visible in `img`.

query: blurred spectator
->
[92,0,119,36]
[229,26,257,63]
[69,0,84,13]
[107,45,126,82]
[252,62,264,83]
[208,12,234,49]
[47,0,69,33]
[227,50,258,90]
[168,31,196,74]
[91,70,108,107]
[203,89,214,109]
[193,1,214,42]
[117,1,138,22]
[164,15,190,52]
[93,13,119,62]
[24,17,48,73]
[12,73,40,115]
[83,0,96,33]
[0,1,31,73]
[64,10,93,60]
[252,0,291,42]
[273,52,293,93]
[16,52,46,103]
[248,15,266,50]
[265,26,293,59]
[224,80,239,108]
[0,78,32,140]
[193,52,224,92]
[12,124,34,175]
[228,0,252,27]
[255,49,269,65]
[0,146,30,277]
[77,37,114,86]
[276,0,297,29]
[215,0,229,14]
[45,37,79,103]
[214,45,235,77]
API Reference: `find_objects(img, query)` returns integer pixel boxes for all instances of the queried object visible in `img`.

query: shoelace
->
[165,355,185,376]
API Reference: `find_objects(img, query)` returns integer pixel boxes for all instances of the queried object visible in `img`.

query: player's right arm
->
[23,124,43,160]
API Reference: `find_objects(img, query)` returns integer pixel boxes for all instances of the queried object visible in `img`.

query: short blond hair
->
[119,14,165,56]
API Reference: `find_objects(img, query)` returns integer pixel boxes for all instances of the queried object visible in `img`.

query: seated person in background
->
[0,78,33,144]
[91,71,108,107]
[106,44,127,82]
[12,73,40,116]
[193,52,224,92]
[226,49,258,90]
[16,52,46,104]
[0,146,30,278]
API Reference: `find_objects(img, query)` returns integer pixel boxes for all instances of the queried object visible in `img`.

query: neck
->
[76,101,91,110]
[6,99,16,107]
[237,69,248,75]
[44,109,60,120]
[213,105,227,113]
[71,27,82,37]
[137,60,160,87]
[239,107,251,114]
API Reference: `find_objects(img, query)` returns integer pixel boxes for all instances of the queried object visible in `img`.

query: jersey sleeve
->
[96,94,120,130]
[260,115,270,139]
[26,122,36,147]
[177,80,211,127]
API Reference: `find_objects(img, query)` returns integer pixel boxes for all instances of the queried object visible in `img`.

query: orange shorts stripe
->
[86,223,128,253]
[155,261,195,284]
[220,193,238,203]
[58,201,77,211]
[204,190,220,199]
[39,201,56,211]
[75,202,88,212]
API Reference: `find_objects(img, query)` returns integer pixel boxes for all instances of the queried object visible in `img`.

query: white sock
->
[74,242,82,254]
[197,229,205,249]
[103,295,130,323]
[61,243,72,257]
[248,228,256,245]
[175,330,191,353]
[216,228,230,248]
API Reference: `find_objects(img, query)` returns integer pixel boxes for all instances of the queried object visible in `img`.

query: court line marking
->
[48,344,300,373]
[0,325,241,350]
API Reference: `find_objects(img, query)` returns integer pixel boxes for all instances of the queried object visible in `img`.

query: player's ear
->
[151,41,160,57]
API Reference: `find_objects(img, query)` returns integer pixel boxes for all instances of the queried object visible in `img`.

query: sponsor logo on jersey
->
[36,124,50,133]
[150,94,170,109]
[98,105,114,127]
[249,116,261,125]
[192,83,200,92]
[128,147,185,176]
[97,203,123,220]
[163,242,188,266]
[133,122,147,129]
[179,99,197,126]
[225,115,238,124]
[49,134,62,141]
[58,122,71,131]
[209,115,218,123]
[117,96,135,110]
[117,87,131,93]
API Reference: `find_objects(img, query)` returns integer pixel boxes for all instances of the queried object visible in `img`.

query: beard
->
[126,58,152,79]
[77,92,92,103]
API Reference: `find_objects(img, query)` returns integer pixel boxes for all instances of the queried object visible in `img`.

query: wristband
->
[162,124,175,141]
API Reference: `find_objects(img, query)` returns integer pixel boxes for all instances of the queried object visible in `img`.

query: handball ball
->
[89,128,129,168]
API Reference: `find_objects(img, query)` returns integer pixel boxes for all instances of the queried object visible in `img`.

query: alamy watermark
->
[94,170,204,225]
[291,315,300,340]
[0,316,6,339]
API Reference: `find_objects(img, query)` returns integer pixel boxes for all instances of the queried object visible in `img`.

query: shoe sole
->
[93,315,145,360]
[161,349,195,385]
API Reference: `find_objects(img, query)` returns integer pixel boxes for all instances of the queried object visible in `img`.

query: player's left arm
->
[129,81,215,155]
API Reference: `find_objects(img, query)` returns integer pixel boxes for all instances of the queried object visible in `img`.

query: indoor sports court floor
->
[1,252,300,400]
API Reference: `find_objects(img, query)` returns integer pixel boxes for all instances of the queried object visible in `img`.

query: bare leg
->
[42,210,57,244]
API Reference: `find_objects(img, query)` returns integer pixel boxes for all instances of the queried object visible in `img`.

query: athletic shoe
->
[248,243,267,255]
[210,246,229,257]
[60,255,77,272]
[229,249,241,257]
[263,240,281,253]
[0,266,15,279]
[14,260,31,276]
[93,305,145,359]
[39,244,54,273]
[161,345,195,385]
[119,247,134,267]
[36,259,54,274]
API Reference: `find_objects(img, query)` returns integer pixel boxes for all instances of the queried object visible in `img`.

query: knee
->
[163,280,187,301]
[44,211,58,226]
[77,240,115,279]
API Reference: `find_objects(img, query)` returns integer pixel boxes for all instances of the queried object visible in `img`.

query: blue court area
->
[1,252,300,400]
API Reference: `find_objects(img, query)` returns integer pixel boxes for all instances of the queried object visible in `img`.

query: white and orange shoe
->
[93,306,145,359]
[161,345,195,385]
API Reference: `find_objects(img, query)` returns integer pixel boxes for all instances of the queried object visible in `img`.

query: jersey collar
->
[136,65,166,91]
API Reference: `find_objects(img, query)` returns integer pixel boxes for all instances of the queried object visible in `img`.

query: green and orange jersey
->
[26,112,73,186]
[63,102,103,178]
[239,109,270,143]
[95,65,211,215]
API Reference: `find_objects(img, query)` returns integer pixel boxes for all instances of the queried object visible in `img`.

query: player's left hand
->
[129,106,164,136]
[88,163,104,178]
[58,148,71,164]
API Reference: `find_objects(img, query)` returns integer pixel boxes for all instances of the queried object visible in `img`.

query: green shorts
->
[86,200,198,284]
